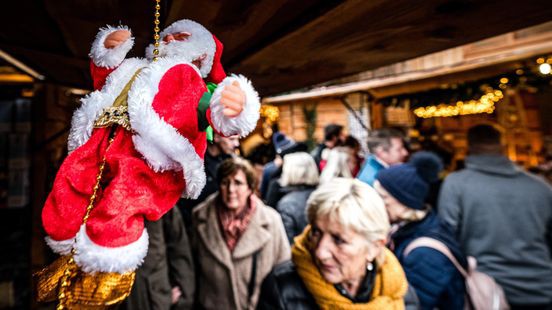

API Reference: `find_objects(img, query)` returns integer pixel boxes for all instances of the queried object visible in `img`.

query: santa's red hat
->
[207,35,226,84]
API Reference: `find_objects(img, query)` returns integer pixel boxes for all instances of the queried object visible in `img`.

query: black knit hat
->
[376,151,443,210]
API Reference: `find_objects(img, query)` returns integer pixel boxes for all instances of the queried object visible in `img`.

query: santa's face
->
[146,19,216,78]
[159,32,207,69]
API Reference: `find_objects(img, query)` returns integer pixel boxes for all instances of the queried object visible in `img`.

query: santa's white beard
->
[145,41,213,78]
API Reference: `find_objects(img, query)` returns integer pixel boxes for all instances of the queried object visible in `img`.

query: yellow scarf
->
[292,226,407,310]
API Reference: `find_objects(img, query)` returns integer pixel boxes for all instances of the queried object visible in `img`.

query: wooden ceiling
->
[1,0,551,96]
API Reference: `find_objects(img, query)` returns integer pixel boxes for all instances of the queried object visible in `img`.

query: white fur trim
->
[145,19,215,78]
[73,225,148,274]
[45,236,75,256]
[68,58,148,152]
[89,25,135,68]
[128,57,206,199]
[209,75,260,137]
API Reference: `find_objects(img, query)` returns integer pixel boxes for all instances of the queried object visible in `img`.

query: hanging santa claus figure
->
[37,19,260,307]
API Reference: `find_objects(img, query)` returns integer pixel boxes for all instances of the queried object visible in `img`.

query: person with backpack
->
[439,125,552,309]
[374,152,467,310]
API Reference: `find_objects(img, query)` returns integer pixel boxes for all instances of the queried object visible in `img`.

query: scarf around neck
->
[291,226,407,310]
[217,194,257,251]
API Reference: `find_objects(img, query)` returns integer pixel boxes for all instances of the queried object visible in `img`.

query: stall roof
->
[1,0,551,96]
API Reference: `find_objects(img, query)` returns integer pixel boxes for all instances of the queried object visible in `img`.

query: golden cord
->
[152,0,161,61]
[56,134,116,310]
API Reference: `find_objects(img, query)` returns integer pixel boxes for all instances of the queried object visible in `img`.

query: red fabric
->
[205,107,228,138]
[43,63,211,248]
[217,195,257,251]
[319,159,327,172]
[42,127,185,247]
[352,155,364,177]
[153,64,208,158]
[90,61,115,90]
[206,35,226,84]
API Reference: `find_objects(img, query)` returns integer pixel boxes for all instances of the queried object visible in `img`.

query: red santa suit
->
[41,20,260,274]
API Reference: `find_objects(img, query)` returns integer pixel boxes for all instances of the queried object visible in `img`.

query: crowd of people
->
[121,123,552,310]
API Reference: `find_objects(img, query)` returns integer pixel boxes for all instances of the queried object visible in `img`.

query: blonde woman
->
[276,152,320,244]
[258,178,408,309]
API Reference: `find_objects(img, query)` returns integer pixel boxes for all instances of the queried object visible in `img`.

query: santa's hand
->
[104,30,131,49]
[220,81,245,118]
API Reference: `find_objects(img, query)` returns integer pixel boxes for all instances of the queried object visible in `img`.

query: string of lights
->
[413,89,503,118]
[378,56,552,119]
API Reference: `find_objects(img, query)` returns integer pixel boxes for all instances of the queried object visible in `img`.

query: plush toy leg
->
[75,129,185,273]
[42,127,113,251]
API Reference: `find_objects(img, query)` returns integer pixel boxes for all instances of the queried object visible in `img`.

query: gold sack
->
[34,255,135,308]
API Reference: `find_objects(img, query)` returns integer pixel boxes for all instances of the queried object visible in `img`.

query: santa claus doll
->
[37,19,260,306]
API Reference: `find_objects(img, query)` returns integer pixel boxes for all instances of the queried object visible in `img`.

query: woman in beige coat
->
[192,157,290,309]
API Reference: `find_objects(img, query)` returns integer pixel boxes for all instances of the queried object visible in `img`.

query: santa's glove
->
[209,74,260,137]
[89,25,134,68]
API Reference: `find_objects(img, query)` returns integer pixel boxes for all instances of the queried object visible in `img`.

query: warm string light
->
[537,56,552,75]
[152,0,161,61]
[260,105,280,122]
[413,89,503,118]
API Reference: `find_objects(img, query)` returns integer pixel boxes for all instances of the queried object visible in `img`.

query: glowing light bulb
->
[539,63,551,75]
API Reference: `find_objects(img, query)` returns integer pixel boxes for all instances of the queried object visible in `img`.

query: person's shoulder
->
[267,261,309,297]
[276,192,298,208]
[259,260,313,310]
[444,168,472,180]
[257,200,282,221]
[192,193,217,219]
[272,260,297,277]
[402,245,454,273]
[520,170,552,191]
[440,169,473,190]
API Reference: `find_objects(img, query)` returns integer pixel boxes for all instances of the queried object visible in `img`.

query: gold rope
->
[56,133,115,310]
[152,0,161,61]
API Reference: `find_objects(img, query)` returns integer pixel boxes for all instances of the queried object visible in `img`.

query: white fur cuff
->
[209,75,260,137]
[90,25,134,68]
[73,225,149,274]
[45,236,75,256]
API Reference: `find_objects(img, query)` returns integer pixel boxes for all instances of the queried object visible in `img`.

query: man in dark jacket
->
[119,208,195,310]
[310,124,345,168]
[439,125,552,308]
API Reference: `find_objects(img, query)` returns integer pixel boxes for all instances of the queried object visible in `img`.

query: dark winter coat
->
[275,186,316,244]
[119,208,195,310]
[265,179,291,209]
[391,211,466,310]
[257,260,420,310]
[260,161,280,200]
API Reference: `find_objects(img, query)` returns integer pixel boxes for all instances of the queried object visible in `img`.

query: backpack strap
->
[403,237,468,278]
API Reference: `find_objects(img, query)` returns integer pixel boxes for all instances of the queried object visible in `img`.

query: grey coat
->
[119,207,195,310]
[192,194,291,309]
[439,154,552,305]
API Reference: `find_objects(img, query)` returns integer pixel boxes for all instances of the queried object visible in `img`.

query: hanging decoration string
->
[152,0,161,61]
